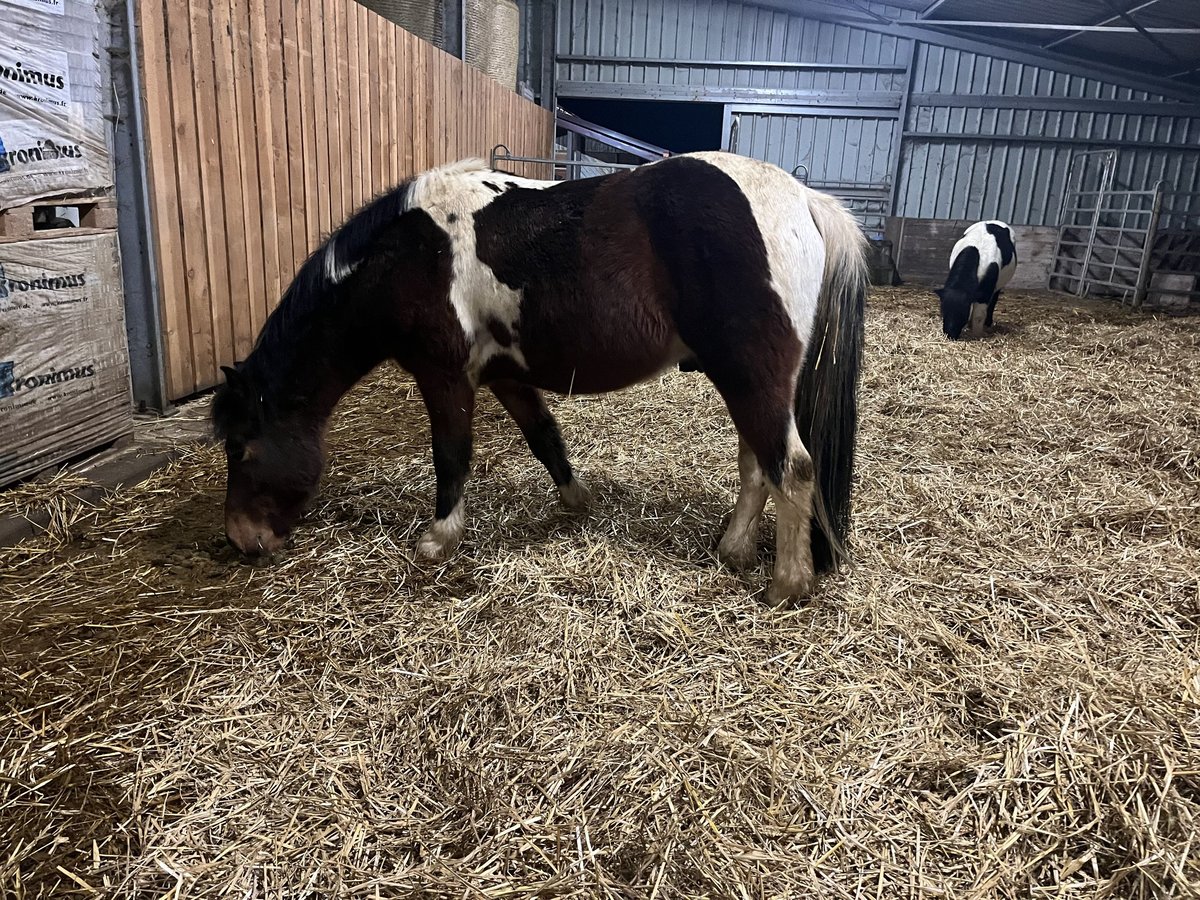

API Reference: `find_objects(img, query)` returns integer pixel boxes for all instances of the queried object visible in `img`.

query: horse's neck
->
[265,312,385,427]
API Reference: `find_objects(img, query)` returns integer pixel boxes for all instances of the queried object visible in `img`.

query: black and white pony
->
[936,220,1017,340]
[212,152,868,606]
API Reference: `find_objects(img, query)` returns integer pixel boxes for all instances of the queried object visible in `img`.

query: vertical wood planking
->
[141,0,553,398]
[308,0,332,236]
[185,0,229,390]
[359,3,375,196]
[319,0,341,224]
[246,0,281,316]
[376,13,391,189]
[330,0,352,219]
[387,24,398,185]
[294,0,318,254]
[345,0,362,210]
[261,0,293,297]
[399,31,413,178]
[370,3,382,193]
[164,0,211,394]
[135,0,192,397]
[280,0,307,276]
[210,0,253,362]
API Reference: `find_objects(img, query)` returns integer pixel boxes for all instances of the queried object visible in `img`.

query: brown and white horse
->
[212,152,867,606]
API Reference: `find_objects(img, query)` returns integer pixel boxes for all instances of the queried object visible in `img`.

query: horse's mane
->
[251,158,491,360]
[252,179,416,358]
[215,159,501,436]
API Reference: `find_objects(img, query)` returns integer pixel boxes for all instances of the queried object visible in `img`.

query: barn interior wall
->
[135,0,554,401]
[555,0,1200,230]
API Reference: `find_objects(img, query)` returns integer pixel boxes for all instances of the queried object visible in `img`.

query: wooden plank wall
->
[135,0,554,399]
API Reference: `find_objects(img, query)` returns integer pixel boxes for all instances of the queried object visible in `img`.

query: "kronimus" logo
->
[0,264,87,298]
[0,60,66,91]
[0,137,85,173]
[0,361,96,399]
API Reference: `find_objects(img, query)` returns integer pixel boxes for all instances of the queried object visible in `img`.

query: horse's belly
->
[526,337,687,394]
[481,329,684,395]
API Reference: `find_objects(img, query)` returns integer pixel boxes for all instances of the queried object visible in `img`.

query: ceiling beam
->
[918,0,953,19]
[1099,0,1186,66]
[926,22,1200,34]
[738,0,1200,102]
[1045,0,1161,49]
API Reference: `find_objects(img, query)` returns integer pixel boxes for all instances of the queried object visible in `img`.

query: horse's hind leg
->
[489,380,590,511]
[415,375,476,560]
[717,437,768,570]
[706,366,816,606]
[757,425,817,607]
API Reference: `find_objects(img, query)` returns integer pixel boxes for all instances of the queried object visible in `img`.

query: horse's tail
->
[795,189,868,573]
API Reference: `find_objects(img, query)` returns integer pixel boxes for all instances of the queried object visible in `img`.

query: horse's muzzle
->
[226,514,286,557]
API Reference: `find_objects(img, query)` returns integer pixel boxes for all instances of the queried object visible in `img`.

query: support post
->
[888,40,918,219]
[1133,181,1166,309]
[110,0,171,413]
[444,0,466,58]
[1076,152,1116,297]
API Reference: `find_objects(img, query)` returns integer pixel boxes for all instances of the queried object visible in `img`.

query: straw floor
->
[2,286,1198,899]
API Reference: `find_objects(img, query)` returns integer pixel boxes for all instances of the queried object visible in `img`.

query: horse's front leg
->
[489,379,590,511]
[415,375,476,561]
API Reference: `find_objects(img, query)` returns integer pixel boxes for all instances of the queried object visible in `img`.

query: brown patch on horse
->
[473,175,679,395]
[486,317,514,347]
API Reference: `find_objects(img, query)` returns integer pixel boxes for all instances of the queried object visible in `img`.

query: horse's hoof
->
[765,577,814,609]
[717,539,758,572]
[559,479,592,512]
[415,513,464,561]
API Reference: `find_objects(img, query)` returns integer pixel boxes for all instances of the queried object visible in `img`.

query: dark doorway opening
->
[559,98,725,155]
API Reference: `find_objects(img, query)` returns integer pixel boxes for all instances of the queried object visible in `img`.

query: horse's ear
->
[220,365,243,390]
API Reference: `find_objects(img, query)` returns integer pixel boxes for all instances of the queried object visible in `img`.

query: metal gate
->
[1049,150,1166,307]
[723,104,899,234]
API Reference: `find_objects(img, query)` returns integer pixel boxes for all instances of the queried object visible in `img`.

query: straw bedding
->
[2,286,1198,899]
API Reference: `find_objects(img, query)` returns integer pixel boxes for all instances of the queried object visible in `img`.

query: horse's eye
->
[226,440,246,461]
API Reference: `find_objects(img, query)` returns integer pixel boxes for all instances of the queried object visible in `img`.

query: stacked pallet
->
[0,0,132,487]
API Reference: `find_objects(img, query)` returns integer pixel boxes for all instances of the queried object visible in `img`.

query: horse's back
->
[656,152,828,341]
[951,220,1017,290]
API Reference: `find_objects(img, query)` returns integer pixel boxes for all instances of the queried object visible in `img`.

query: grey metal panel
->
[727,104,899,231]
[891,35,1200,226]
[733,110,898,185]
[557,0,912,93]
[558,0,1200,228]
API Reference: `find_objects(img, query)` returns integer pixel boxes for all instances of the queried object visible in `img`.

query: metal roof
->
[907,0,1200,91]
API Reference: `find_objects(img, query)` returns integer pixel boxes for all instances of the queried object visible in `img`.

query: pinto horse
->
[212,152,867,606]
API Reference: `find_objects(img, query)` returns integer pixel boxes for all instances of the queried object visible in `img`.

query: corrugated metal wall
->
[901,43,1200,223]
[555,0,1200,228]
[557,0,910,98]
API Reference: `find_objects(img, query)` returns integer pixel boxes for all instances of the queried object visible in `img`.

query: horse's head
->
[212,365,325,557]
[934,287,971,340]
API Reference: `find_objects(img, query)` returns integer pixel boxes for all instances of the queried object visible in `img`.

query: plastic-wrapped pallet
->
[0,0,112,209]
[0,231,132,486]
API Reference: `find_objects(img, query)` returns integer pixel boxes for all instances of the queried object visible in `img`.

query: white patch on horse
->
[323,238,355,284]
[682,152,825,345]
[406,159,556,383]
[416,500,465,560]
[951,220,1016,290]
[968,302,989,336]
